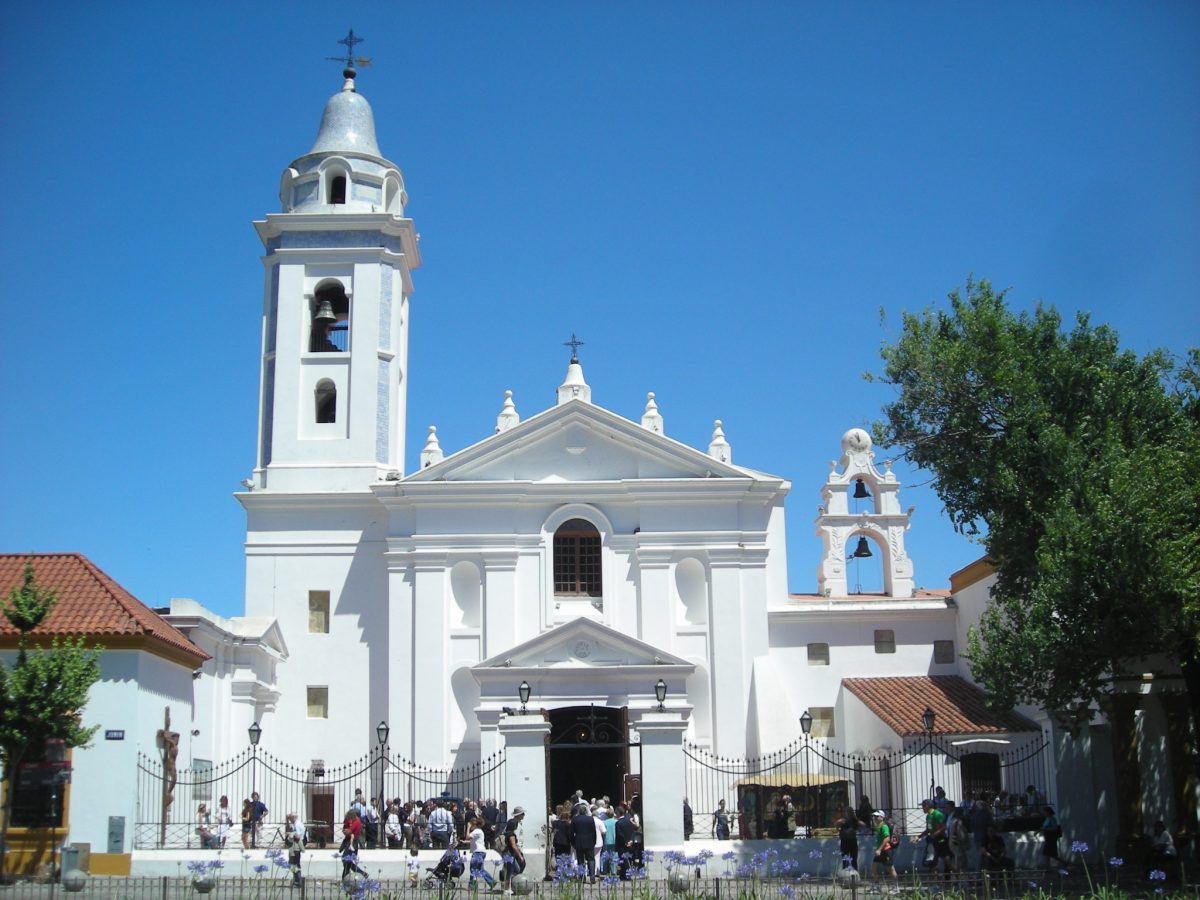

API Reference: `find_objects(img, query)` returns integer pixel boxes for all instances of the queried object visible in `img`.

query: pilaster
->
[630,710,691,845]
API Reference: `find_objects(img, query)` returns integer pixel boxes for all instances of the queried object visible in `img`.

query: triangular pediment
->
[476,618,691,671]
[405,400,769,484]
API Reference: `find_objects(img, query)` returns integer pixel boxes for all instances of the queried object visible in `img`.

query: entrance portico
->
[474,618,694,844]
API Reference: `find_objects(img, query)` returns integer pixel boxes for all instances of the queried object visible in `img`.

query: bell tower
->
[814,428,916,598]
[250,65,420,492]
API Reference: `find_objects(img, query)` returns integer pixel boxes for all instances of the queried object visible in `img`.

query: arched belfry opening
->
[310,282,350,352]
[546,706,631,807]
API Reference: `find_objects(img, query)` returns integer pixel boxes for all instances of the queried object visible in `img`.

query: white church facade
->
[165,65,1064,845]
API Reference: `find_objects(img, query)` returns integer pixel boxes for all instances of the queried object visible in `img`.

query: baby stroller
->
[424,846,466,889]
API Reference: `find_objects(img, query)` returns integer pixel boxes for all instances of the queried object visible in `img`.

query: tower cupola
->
[278,66,408,216]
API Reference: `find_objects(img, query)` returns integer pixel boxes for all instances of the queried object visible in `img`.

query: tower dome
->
[308,68,383,158]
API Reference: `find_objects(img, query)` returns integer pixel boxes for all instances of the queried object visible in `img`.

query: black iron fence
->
[685,734,1054,840]
[136,746,505,850]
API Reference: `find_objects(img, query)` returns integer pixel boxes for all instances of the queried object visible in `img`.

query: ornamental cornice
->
[633,548,674,567]
[767,600,955,623]
[373,478,777,506]
[255,213,415,239]
[707,546,771,567]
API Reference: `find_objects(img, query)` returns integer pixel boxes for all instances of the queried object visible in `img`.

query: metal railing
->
[136,745,505,850]
[684,734,1054,840]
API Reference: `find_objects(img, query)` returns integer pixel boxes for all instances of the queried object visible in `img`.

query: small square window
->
[307,686,329,719]
[309,591,330,634]
[933,640,955,664]
[807,643,830,666]
[874,629,896,654]
[809,707,836,738]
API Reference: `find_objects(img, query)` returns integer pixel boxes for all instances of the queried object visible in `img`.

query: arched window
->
[329,174,347,204]
[315,379,336,423]
[553,518,601,598]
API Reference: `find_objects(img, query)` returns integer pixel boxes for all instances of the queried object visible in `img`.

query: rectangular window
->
[308,591,330,634]
[810,707,836,738]
[933,639,956,664]
[874,629,896,654]
[807,643,830,666]
[192,759,213,801]
[307,686,329,719]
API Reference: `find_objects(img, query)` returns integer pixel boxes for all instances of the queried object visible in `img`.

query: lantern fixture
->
[376,720,390,747]
[518,680,531,712]
[922,707,936,733]
[248,721,262,746]
[654,678,667,711]
[799,709,813,735]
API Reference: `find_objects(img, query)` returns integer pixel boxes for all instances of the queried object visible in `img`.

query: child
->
[408,847,421,884]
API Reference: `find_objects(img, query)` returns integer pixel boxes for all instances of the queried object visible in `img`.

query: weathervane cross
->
[328,29,366,69]
[564,333,585,362]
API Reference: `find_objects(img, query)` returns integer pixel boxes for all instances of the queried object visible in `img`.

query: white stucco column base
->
[631,709,690,847]
[499,713,551,874]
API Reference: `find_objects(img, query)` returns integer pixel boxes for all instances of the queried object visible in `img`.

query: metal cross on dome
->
[328,29,371,69]
[564,332,585,362]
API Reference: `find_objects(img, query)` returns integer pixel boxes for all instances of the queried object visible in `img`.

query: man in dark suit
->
[614,804,638,880]
[570,803,598,880]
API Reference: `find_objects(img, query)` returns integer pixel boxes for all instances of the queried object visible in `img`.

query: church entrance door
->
[545,706,639,810]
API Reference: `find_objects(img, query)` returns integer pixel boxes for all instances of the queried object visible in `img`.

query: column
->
[631,710,690,846]
[385,552,414,758]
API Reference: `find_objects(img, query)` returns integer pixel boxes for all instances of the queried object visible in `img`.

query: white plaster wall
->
[242,499,388,765]
[765,609,960,744]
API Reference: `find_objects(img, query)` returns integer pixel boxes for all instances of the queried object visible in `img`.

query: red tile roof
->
[843,675,1038,737]
[0,553,208,663]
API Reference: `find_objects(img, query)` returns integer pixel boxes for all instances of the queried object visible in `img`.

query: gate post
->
[631,710,690,847]
[499,713,550,873]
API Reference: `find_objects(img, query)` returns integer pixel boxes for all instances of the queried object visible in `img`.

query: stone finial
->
[496,390,520,433]
[557,357,592,405]
[641,392,664,433]
[707,419,731,464]
[419,425,444,468]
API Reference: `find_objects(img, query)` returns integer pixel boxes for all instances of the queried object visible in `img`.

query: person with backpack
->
[499,806,526,893]
[869,811,899,894]
[836,806,860,871]
[947,803,970,874]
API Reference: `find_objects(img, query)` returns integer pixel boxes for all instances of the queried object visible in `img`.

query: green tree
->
[0,563,101,876]
[870,279,1200,731]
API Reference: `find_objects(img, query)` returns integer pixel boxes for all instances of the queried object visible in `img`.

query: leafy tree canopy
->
[870,279,1200,728]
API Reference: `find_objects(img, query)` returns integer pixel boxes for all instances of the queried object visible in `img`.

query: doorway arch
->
[546,706,634,808]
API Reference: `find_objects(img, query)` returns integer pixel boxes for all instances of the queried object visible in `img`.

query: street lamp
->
[921,707,936,800]
[248,722,262,848]
[655,679,668,712]
[376,720,390,847]
[518,681,531,713]
[799,710,813,838]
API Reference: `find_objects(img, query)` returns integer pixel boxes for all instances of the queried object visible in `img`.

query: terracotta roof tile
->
[843,675,1038,737]
[0,553,208,663]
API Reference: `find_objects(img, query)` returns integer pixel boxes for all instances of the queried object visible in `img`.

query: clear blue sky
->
[2,2,1196,618]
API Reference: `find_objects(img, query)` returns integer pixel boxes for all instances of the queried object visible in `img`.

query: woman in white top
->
[467,816,497,888]
[386,803,404,849]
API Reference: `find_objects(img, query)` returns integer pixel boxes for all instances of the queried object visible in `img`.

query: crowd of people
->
[547,791,645,881]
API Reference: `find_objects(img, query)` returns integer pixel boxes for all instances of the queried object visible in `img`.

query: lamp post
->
[376,720,389,848]
[655,679,667,712]
[799,710,813,838]
[248,721,262,847]
[921,707,936,801]
[518,681,531,714]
